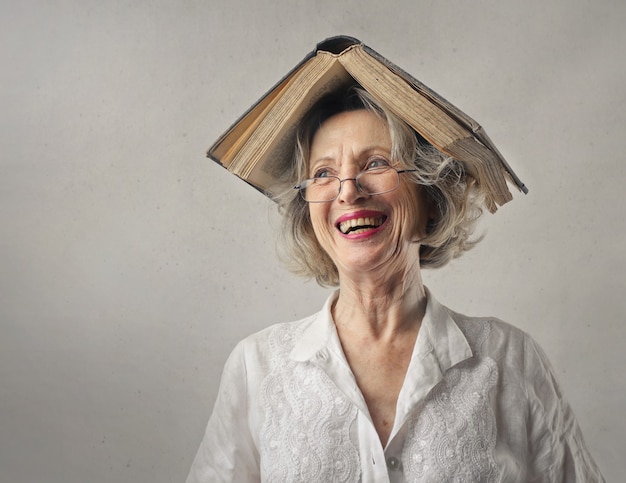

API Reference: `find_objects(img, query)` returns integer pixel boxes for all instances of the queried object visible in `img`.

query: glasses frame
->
[294,167,419,203]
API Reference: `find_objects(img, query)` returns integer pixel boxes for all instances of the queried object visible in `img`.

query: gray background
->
[1,0,624,481]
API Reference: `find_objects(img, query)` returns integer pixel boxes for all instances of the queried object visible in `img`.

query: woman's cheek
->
[310,213,334,253]
[394,199,421,243]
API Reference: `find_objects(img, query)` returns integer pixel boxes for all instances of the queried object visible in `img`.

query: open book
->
[208,35,527,212]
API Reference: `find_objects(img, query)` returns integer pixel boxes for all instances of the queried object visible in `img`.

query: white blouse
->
[187,290,604,482]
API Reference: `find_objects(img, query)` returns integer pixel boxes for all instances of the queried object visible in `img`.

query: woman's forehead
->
[310,111,391,154]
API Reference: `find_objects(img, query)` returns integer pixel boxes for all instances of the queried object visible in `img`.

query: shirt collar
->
[289,287,472,370]
[290,290,340,363]
[419,286,473,370]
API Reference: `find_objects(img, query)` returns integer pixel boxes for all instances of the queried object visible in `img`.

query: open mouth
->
[337,216,386,235]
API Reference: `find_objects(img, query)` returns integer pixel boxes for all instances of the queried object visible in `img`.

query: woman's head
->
[276,86,484,287]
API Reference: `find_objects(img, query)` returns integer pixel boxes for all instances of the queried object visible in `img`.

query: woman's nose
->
[337,175,367,204]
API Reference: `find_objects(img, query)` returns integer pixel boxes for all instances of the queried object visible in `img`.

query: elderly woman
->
[187,87,604,482]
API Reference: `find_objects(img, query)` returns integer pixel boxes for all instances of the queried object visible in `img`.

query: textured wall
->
[1,0,623,481]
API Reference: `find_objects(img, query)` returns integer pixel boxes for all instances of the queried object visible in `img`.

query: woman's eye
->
[313,168,331,178]
[366,157,391,170]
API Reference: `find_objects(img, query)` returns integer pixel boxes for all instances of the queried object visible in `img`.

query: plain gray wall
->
[1,0,624,481]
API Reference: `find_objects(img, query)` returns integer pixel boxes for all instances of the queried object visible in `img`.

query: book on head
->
[207,35,527,213]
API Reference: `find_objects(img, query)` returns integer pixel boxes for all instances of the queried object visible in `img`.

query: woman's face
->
[307,109,429,281]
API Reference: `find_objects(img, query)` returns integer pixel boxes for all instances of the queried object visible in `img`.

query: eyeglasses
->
[294,167,419,203]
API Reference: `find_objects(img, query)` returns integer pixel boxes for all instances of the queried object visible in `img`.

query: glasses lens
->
[358,168,399,195]
[302,177,340,202]
[299,169,402,202]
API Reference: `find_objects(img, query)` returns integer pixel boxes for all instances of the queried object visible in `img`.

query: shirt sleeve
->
[523,336,605,482]
[186,341,260,483]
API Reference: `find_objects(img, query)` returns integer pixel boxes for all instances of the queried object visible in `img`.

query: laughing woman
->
[186,87,604,482]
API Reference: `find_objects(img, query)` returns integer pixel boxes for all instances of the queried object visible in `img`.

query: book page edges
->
[210,76,293,166]
[362,43,527,195]
[338,46,514,210]
[338,47,470,148]
[207,46,318,165]
[234,54,354,193]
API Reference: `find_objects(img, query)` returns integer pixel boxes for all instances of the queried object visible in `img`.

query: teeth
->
[338,216,384,234]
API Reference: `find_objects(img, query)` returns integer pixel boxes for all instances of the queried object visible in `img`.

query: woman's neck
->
[332,264,427,341]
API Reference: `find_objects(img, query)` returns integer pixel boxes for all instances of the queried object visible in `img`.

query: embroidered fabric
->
[403,356,499,481]
[259,323,360,482]
[402,320,498,481]
[258,318,501,482]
